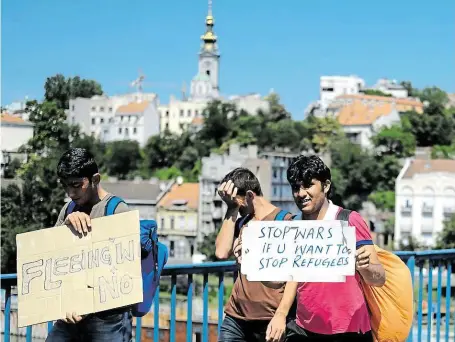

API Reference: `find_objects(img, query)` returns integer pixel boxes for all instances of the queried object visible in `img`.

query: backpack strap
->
[336,208,352,222]
[64,201,77,218]
[275,210,290,221]
[105,196,125,216]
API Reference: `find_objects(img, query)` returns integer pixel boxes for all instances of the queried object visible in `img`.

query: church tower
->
[190,0,220,100]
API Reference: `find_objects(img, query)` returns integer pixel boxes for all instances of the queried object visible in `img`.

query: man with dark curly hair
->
[285,155,385,342]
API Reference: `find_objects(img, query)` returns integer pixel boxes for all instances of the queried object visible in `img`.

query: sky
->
[2,0,455,119]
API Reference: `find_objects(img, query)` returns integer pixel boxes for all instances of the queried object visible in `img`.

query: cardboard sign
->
[241,220,356,282]
[16,210,143,327]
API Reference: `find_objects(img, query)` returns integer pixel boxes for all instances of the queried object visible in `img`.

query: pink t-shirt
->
[295,203,373,335]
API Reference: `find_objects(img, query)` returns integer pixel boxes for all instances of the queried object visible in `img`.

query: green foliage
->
[153,166,183,180]
[361,89,392,97]
[44,74,103,109]
[431,143,455,159]
[198,231,219,262]
[3,158,22,179]
[399,236,425,251]
[372,124,416,158]
[401,104,455,147]
[436,213,455,249]
[104,140,142,179]
[368,191,395,211]
[304,116,344,153]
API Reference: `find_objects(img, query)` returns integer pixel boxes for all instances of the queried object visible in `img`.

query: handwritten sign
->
[16,210,143,327]
[241,220,356,282]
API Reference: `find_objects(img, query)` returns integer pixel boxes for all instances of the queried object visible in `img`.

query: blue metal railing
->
[2,250,454,342]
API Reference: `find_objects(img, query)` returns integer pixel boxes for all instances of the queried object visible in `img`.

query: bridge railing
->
[1,250,455,342]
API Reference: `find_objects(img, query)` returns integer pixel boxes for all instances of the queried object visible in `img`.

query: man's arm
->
[356,246,386,287]
[215,207,239,260]
[266,281,298,342]
[350,211,386,287]
[275,281,298,316]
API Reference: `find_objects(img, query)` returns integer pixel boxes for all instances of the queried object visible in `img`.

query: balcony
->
[401,205,412,214]
[422,204,434,215]
[444,207,455,217]
[2,251,455,342]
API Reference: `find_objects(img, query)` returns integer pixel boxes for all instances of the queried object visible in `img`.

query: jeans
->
[285,320,373,342]
[218,315,271,342]
[46,310,132,342]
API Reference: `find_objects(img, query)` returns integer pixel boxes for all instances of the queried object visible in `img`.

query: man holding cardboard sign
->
[43,148,135,342]
[284,155,385,342]
[215,168,297,342]
[236,156,385,341]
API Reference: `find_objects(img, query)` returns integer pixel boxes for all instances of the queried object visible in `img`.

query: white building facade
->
[68,93,158,146]
[394,159,455,247]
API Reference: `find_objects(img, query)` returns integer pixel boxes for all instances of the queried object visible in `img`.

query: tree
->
[329,138,376,210]
[436,213,455,249]
[304,116,344,153]
[402,109,455,147]
[45,74,103,109]
[143,131,186,171]
[263,93,292,122]
[368,191,395,211]
[432,143,455,159]
[372,125,416,158]
[104,140,142,179]
[3,158,22,179]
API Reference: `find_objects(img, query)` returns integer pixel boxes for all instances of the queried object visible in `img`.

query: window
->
[273,169,277,179]
[103,129,108,136]
[108,107,113,113]
[91,106,96,111]
[170,216,175,229]
[206,70,211,76]
[72,117,75,124]
[100,106,105,112]
[161,218,165,229]
[195,110,199,116]
[118,128,122,134]
[133,127,137,134]
[180,109,184,117]
[322,87,334,92]
[100,118,104,124]
[187,109,191,117]
[166,110,169,117]
[71,105,75,111]
[273,186,277,196]
[170,241,175,257]
[91,118,95,125]
[125,128,129,135]
[179,216,185,229]
[165,123,169,130]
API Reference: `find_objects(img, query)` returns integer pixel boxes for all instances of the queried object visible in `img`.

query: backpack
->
[337,209,414,342]
[65,196,168,317]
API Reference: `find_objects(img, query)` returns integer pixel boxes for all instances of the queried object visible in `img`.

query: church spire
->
[200,0,217,53]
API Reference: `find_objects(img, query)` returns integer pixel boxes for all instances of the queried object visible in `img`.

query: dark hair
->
[220,167,263,196]
[57,148,98,180]
[287,155,332,197]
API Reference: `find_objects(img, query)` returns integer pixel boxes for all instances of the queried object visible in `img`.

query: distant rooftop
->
[402,159,455,178]
[158,183,199,210]
[1,113,33,126]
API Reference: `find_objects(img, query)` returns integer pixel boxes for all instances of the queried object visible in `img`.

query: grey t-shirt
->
[55,193,129,226]
[55,193,132,319]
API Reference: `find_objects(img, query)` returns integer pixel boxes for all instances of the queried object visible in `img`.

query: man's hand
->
[355,246,371,271]
[218,180,239,208]
[233,237,242,264]
[65,212,91,235]
[62,312,82,324]
[266,311,286,342]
